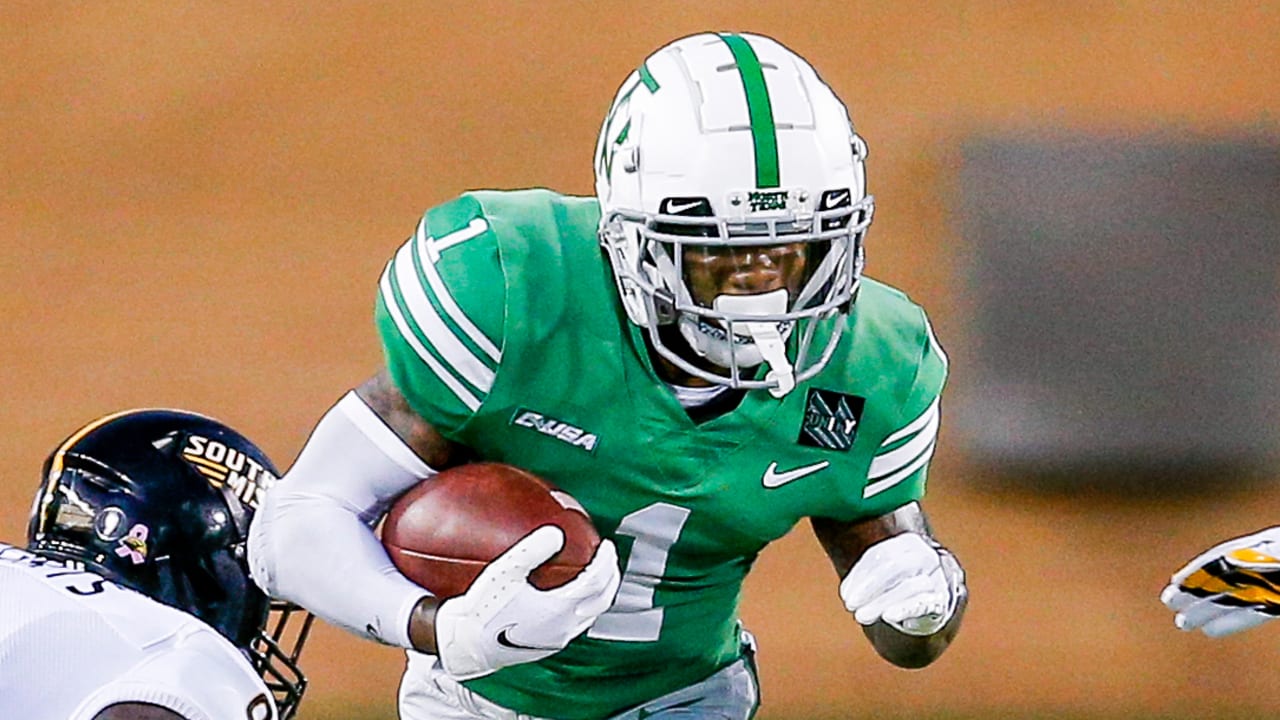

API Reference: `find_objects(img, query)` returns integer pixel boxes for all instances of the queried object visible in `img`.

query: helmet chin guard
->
[678,290,796,398]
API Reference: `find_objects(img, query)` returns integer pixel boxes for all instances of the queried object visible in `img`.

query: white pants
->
[398,637,760,720]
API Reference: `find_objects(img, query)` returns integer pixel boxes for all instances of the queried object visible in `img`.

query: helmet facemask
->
[248,601,314,720]
[601,192,870,396]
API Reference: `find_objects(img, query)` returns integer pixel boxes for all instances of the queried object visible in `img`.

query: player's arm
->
[246,376,453,650]
[354,370,456,652]
[813,306,964,668]
[93,704,186,720]
[250,372,617,679]
[812,502,967,668]
[247,203,485,651]
[251,198,618,678]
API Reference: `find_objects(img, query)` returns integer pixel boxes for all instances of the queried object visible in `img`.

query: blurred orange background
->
[4,3,1280,718]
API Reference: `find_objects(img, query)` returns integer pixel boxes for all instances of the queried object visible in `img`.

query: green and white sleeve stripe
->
[378,217,502,412]
[863,396,940,499]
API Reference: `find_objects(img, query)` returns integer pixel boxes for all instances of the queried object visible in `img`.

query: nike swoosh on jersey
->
[761,460,830,488]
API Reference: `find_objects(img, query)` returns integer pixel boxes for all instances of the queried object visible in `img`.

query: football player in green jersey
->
[249,32,967,719]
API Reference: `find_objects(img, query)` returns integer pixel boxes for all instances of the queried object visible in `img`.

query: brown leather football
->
[380,462,600,599]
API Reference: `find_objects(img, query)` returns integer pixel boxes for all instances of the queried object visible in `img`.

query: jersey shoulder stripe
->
[832,279,949,506]
[381,222,498,382]
[378,267,483,412]
[376,190,594,434]
[410,216,502,361]
[377,199,506,416]
[864,396,939,498]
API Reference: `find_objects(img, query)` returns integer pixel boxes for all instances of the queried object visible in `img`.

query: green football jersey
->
[374,189,947,719]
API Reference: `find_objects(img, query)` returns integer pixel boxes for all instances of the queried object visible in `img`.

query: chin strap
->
[713,290,796,398]
[747,321,796,398]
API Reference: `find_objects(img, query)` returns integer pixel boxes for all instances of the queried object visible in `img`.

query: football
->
[380,461,601,599]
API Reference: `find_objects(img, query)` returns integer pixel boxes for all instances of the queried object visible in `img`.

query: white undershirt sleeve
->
[248,391,437,649]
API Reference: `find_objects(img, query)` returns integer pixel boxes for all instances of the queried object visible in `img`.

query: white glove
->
[434,525,620,679]
[840,532,965,636]
[1160,526,1280,638]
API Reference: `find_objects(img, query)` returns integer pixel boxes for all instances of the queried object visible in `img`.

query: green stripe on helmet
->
[719,33,780,189]
[638,62,660,92]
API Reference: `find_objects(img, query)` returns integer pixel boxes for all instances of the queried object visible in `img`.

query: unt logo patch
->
[798,389,864,451]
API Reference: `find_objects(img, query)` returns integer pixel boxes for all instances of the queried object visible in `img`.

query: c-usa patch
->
[798,389,864,451]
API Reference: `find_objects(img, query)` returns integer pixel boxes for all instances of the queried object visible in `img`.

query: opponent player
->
[250,32,967,719]
[2,409,310,719]
[1162,527,1280,637]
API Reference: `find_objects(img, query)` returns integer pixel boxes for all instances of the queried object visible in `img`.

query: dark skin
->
[682,241,808,308]
[361,239,964,668]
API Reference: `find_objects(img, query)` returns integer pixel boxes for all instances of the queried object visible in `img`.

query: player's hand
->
[1160,526,1280,638]
[433,525,620,680]
[840,532,965,636]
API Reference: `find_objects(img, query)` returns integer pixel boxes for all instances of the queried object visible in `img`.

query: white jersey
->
[0,543,276,720]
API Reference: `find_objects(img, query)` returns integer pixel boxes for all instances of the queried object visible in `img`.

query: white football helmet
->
[595,32,873,398]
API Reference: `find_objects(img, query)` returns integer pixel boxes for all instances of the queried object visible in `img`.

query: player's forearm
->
[862,591,966,668]
[251,485,426,646]
[248,392,436,648]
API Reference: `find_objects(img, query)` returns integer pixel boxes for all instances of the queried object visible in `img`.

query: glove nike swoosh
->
[495,628,562,652]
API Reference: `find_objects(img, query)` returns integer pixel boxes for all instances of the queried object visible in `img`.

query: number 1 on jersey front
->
[588,503,690,642]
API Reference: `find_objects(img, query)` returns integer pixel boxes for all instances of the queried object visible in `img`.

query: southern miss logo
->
[180,435,278,508]
[509,408,599,453]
